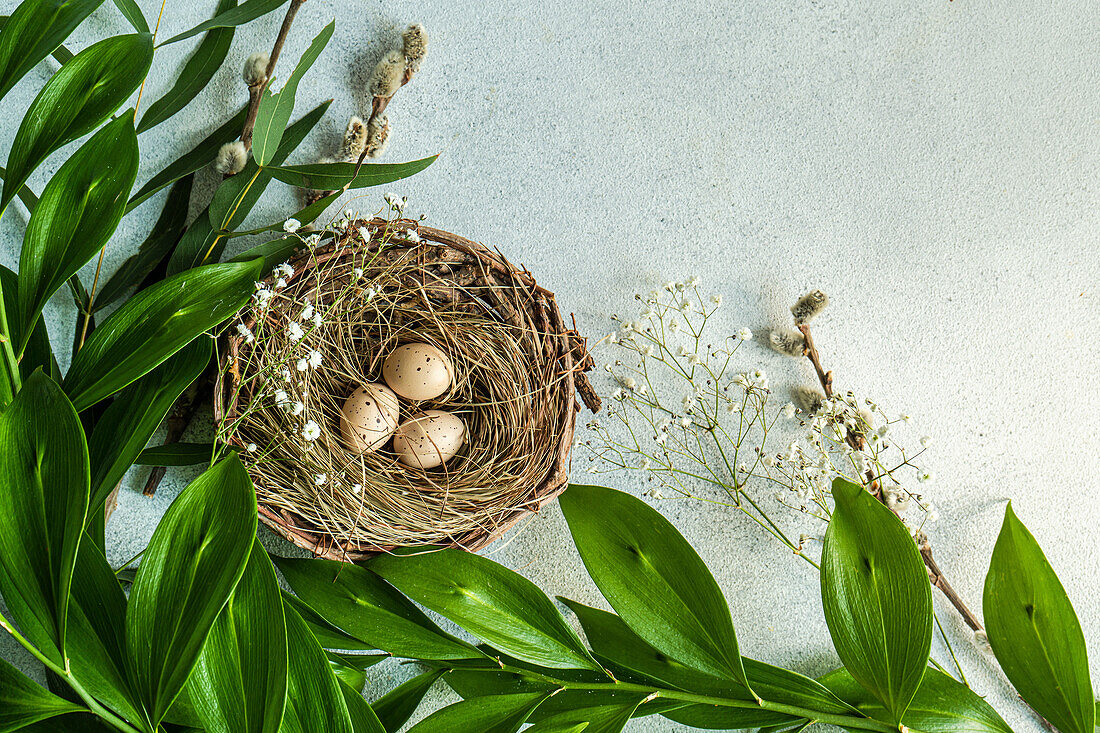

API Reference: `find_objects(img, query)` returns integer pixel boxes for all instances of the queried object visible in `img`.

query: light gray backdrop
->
[1,0,1097,730]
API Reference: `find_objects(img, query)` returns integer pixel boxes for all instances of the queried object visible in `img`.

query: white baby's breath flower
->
[307,349,323,369]
[274,278,287,290]
[406,228,421,243]
[280,368,292,382]
[296,358,309,372]
[918,469,934,484]
[246,443,257,452]
[920,436,933,448]
[354,268,364,279]
[283,218,301,233]
[235,323,254,343]
[639,344,654,356]
[312,312,323,328]
[290,401,304,416]
[780,402,796,419]
[306,233,321,247]
[679,416,692,428]
[287,321,305,341]
[313,473,327,486]
[352,483,362,494]
[274,389,289,405]
[300,303,314,320]
[274,262,294,279]
[302,420,321,441]
[736,327,753,341]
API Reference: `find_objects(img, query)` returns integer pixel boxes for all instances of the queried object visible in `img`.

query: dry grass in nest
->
[214,217,600,560]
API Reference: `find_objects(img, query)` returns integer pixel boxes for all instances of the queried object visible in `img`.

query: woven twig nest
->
[214,218,600,561]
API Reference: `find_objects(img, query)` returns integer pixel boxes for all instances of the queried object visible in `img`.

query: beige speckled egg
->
[339,383,400,453]
[392,410,466,469]
[382,342,454,401]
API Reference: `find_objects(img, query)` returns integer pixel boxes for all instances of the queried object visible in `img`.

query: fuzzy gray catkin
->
[791,290,829,325]
[365,114,390,158]
[792,385,825,415]
[402,23,428,73]
[242,52,270,86]
[369,50,406,97]
[767,328,805,357]
[340,116,367,160]
[215,141,248,175]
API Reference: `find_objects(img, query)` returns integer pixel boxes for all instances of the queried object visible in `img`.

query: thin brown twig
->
[239,0,307,152]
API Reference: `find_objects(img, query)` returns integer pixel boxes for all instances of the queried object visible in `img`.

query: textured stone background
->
[1,0,1097,730]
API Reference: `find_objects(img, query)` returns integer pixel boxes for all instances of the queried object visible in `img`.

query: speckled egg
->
[392,409,466,469]
[339,383,400,453]
[382,342,454,401]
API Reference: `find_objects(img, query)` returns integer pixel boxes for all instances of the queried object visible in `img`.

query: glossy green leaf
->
[341,682,387,733]
[559,598,854,723]
[110,0,147,32]
[128,106,246,211]
[280,603,355,733]
[820,666,1013,733]
[64,258,261,411]
[189,539,288,733]
[98,173,193,311]
[1,33,151,211]
[229,234,304,274]
[0,266,57,381]
[371,669,446,732]
[407,692,552,733]
[522,700,646,733]
[17,112,138,341]
[0,371,88,661]
[275,557,482,660]
[820,477,932,725]
[369,548,602,671]
[524,723,589,733]
[0,655,84,731]
[280,591,380,652]
[984,503,1094,733]
[135,441,216,466]
[559,484,748,685]
[137,0,235,132]
[125,455,257,723]
[328,652,388,693]
[86,338,209,512]
[0,0,103,101]
[252,20,332,165]
[0,163,41,211]
[168,99,330,274]
[160,0,288,46]
[269,155,438,191]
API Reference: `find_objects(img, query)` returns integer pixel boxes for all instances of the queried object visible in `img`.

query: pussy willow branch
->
[797,323,984,632]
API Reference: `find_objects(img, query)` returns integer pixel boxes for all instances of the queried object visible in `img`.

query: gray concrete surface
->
[1,0,1097,730]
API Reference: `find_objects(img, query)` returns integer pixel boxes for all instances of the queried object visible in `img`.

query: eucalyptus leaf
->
[0,265,57,381]
[559,484,749,685]
[252,20,333,165]
[820,477,933,725]
[371,669,446,733]
[98,173,194,311]
[86,338,209,513]
[0,655,84,731]
[269,156,438,191]
[137,0,236,133]
[111,0,148,32]
[406,691,553,733]
[1,33,151,212]
[369,548,602,671]
[0,0,104,101]
[189,539,288,733]
[275,556,483,660]
[17,112,138,343]
[280,603,355,733]
[0,371,88,661]
[63,258,261,411]
[135,441,216,466]
[819,666,1014,733]
[984,503,1094,733]
[160,0,289,46]
[128,106,247,211]
[125,455,257,723]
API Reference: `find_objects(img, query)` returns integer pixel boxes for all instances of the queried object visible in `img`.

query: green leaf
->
[189,539,288,733]
[252,20,333,166]
[0,0,103,101]
[0,266,57,381]
[524,724,589,733]
[128,106,246,212]
[0,163,41,211]
[159,0,288,46]
[280,591,380,652]
[125,455,258,723]
[559,484,748,685]
[521,700,647,733]
[0,371,88,660]
[275,556,483,660]
[328,652,388,693]
[137,0,235,132]
[371,669,446,733]
[280,602,355,733]
[97,173,193,311]
[407,692,553,733]
[269,156,438,191]
[341,682,387,733]
[86,338,209,512]
[1,33,152,212]
[984,503,1094,733]
[0,655,84,731]
[820,477,933,725]
[110,0,148,32]
[17,112,138,342]
[369,549,602,671]
[63,258,261,411]
[820,666,1013,733]
[229,234,304,274]
[135,441,216,466]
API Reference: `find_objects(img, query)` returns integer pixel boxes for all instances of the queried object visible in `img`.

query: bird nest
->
[214,218,600,561]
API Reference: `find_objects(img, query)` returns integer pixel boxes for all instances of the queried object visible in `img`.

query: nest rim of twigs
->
[213,218,599,561]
